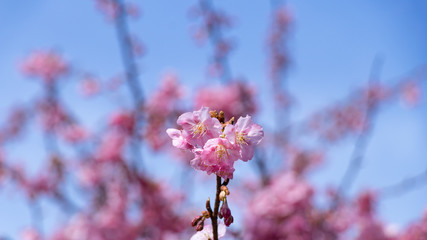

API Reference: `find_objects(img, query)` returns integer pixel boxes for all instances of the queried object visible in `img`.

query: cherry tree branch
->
[199,0,233,83]
[28,199,44,237]
[113,0,145,170]
[380,168,427,198]
[337,57,384,198]
[206,176,229,240]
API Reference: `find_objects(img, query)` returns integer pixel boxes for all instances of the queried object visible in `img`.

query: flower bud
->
[219,201,231,219]
[196,220,204,231]
[219,191,226,201]
[191,215,203,227]
[202,210,210,218]
[224,215,234,227]
[220,185,230,195]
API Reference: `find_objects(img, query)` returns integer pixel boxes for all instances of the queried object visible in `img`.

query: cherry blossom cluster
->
[2,0,427,239]
[21,50,68,84]
[167,106,264,179]
[309,83,390,142]
[244,172,318,239]
[94,0,140,21]
[144,74,185,150]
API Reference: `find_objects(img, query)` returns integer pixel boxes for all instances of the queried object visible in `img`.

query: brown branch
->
[209,175,222,240]
[206,197,213,216]
[222,178,230,186]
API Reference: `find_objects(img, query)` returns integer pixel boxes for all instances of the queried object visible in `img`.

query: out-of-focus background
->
[0,0,426,239]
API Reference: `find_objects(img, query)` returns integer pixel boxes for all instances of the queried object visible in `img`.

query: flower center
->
[236,132,248,145]
[191,122,207,138]
[215,145,229,161]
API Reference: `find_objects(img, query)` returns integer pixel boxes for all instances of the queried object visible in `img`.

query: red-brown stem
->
[210,175,222,240]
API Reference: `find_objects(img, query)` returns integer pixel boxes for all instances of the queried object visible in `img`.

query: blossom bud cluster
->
[167,106,264,179]
[218,186,233,227]
[192,210,210,232]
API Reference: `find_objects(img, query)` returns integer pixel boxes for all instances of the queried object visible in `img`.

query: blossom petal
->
[235,115,253,132]
[177,112,195,128]
[248,123,264,144]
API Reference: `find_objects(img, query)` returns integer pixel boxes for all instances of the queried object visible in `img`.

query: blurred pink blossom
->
[195,81,257,118]
[21,50,68,84]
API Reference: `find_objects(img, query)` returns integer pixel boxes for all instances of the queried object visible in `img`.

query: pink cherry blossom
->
[96,131,126,162]
[166,128,193,150]
[144,74,184,150]
[195,81,257,118]
[356,190,377,219]
[79,76,100,97]
[60,124,88,143]
[244,172,315,239]
[109,111,135,134]
[21,50,68,84]
[21,228,42,240]
[356,218,396,240]
[224,115,264,162]
[400,210,427,240]
[177,106,222,147]
[190,223,226,240]
[401,81,421,107]
[193,137,240,179]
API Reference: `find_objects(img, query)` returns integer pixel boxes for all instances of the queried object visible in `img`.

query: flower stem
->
[211,175,222,240]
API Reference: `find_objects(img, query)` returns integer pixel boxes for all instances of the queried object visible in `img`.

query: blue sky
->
[0,0,426,238]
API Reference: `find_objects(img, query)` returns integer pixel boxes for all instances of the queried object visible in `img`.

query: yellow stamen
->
[192,122,207,138]
[215,145,229,161]
[236,132,248,145]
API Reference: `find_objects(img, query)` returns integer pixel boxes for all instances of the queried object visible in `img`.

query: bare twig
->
[336,57,384,199]
[113,0,145,170]
[199,0,232,83]
[380,168,427,198]
[28,199,44,237]
[253,149,270,186]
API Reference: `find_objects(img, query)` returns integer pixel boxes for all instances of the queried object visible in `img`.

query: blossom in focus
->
[168,106,264,179]
[177,106,222,147]
[166,128,193,150]
[219,200,234,227]
[190,223,226,240]
[224,115,264,162]
[21,50,68,83]
[191,137,240,179]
